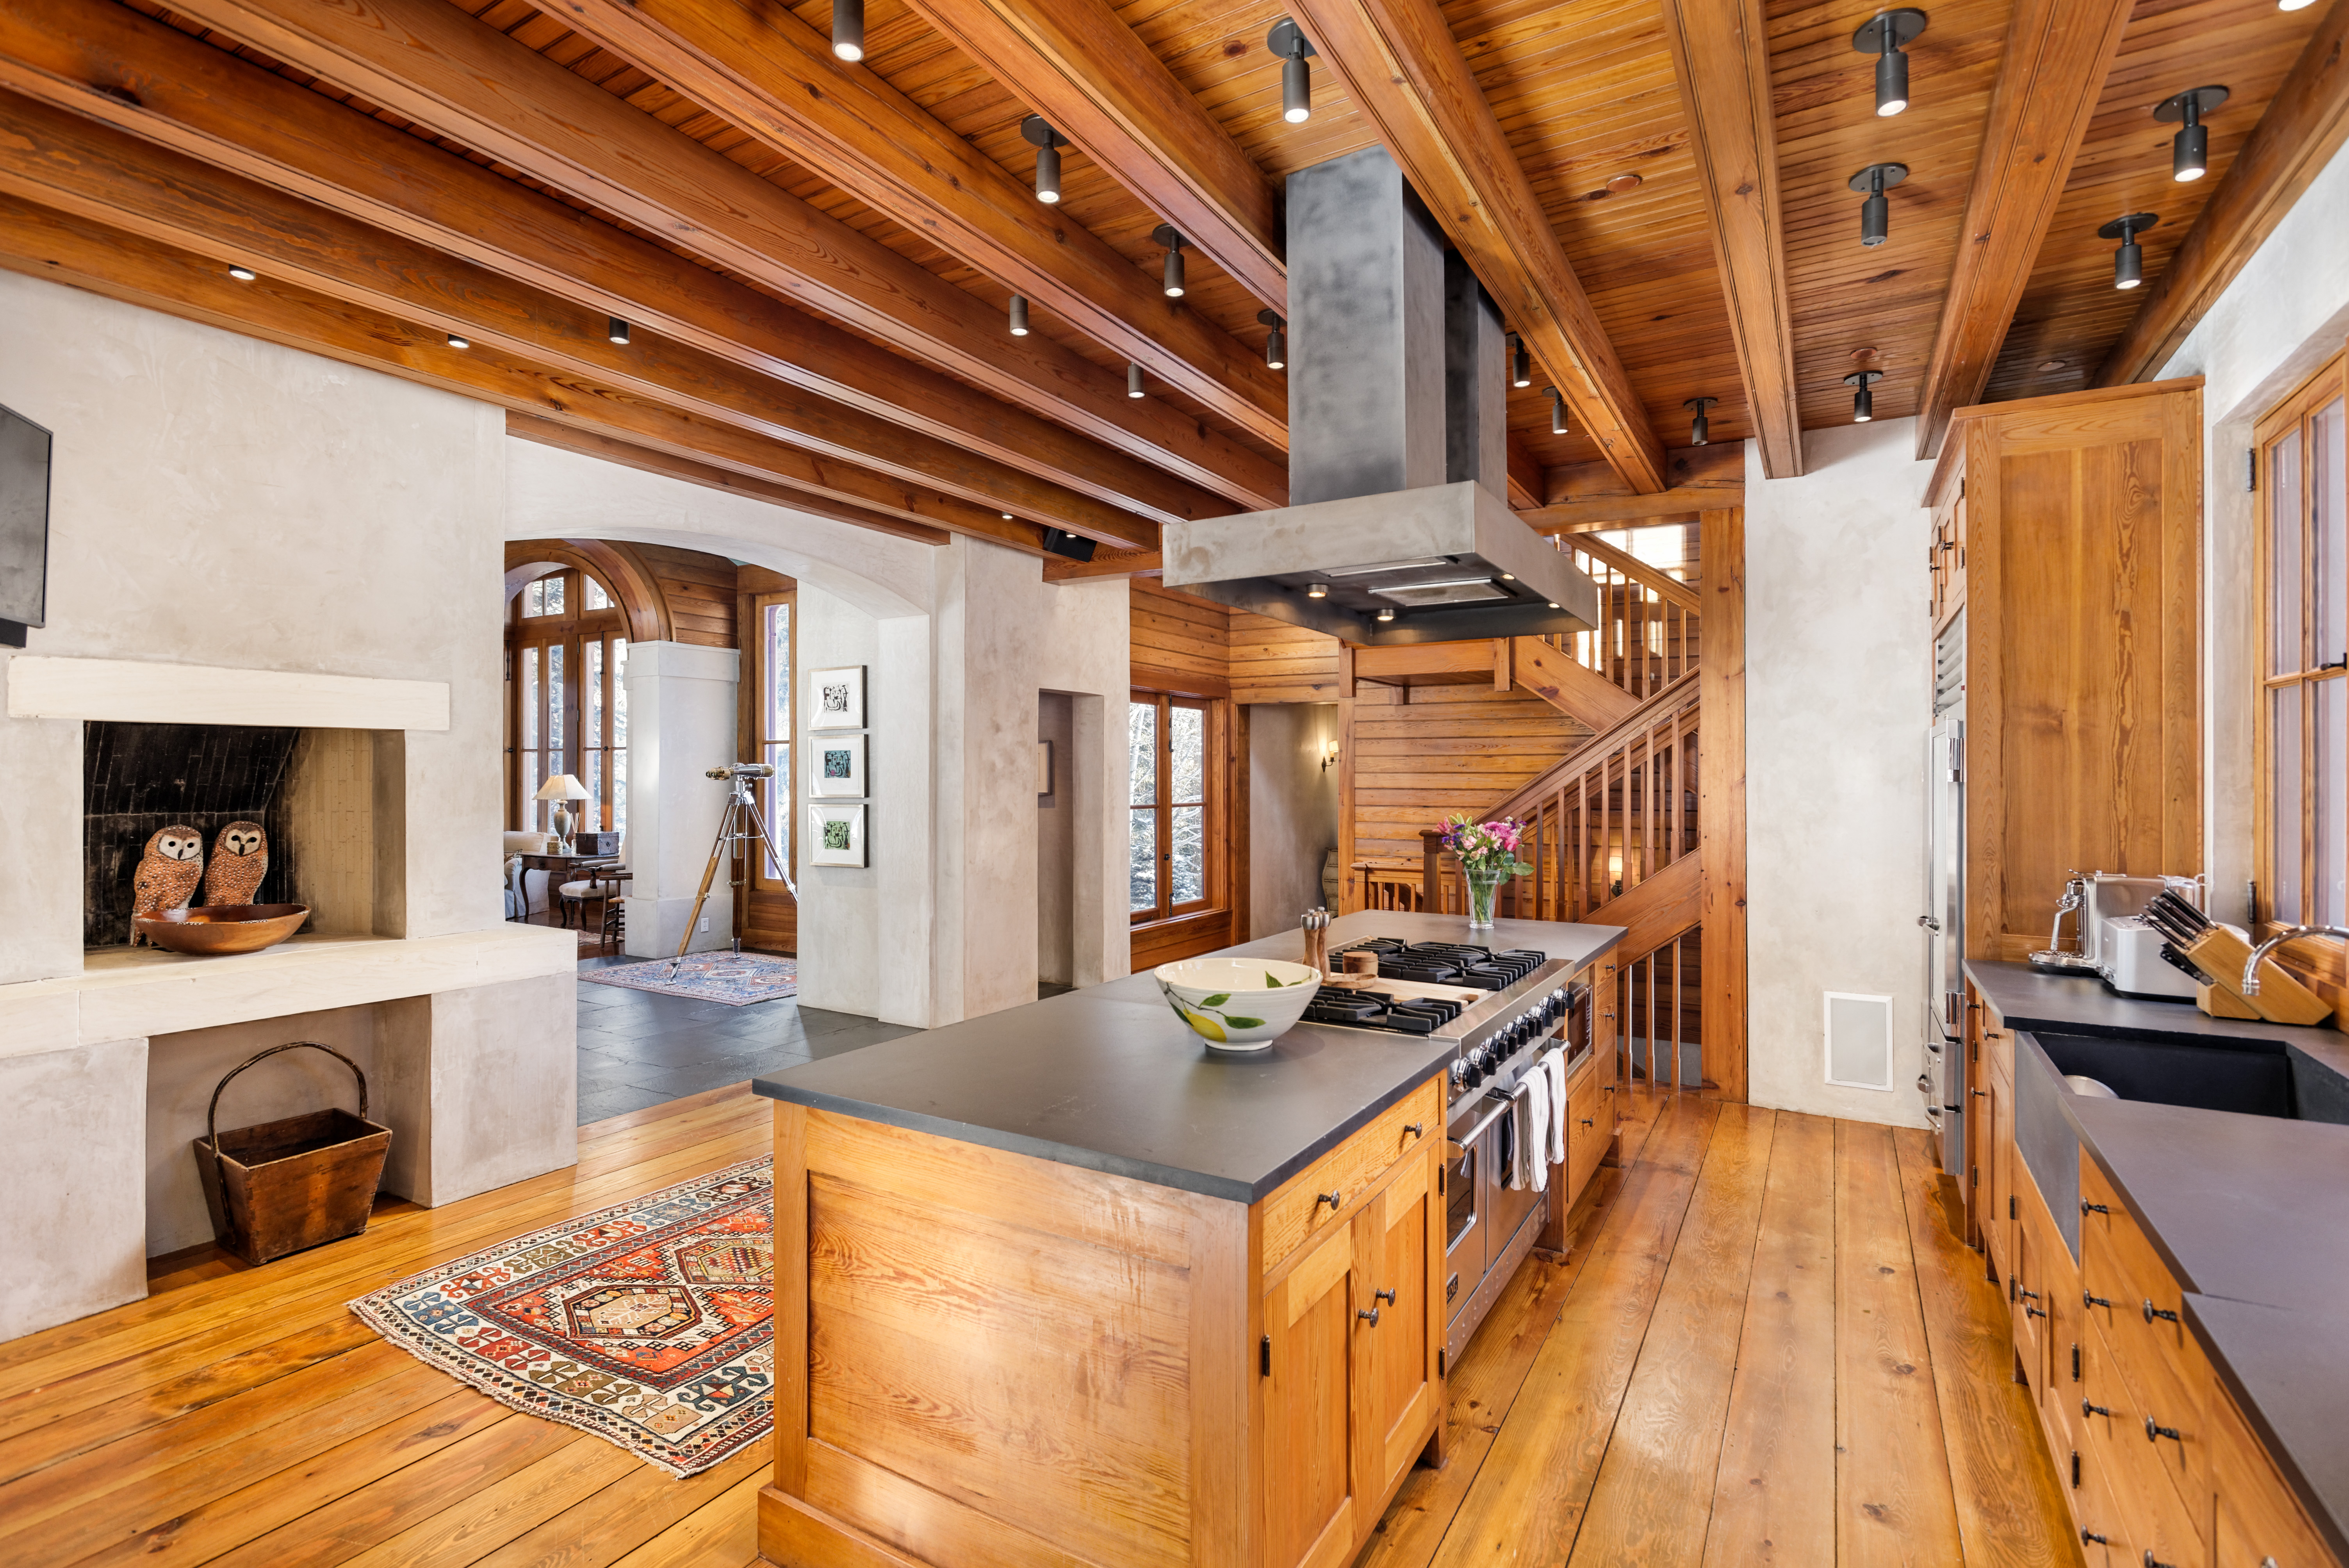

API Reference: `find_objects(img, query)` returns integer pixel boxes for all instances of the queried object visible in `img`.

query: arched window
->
[508,567,628,836]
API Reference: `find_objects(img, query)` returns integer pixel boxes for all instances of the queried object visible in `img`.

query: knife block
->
[2178,927,2334,1026]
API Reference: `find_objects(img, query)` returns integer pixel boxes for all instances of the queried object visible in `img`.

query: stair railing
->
[1546,533,1702,704]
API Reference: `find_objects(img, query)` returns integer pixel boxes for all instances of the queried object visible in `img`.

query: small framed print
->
[807,666,865,731]
[810,733,866,798]
[809,802,866,867]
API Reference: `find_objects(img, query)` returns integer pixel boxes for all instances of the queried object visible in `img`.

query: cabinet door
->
[1263,1224,1359,1568]
[1355,1146,1441,1499]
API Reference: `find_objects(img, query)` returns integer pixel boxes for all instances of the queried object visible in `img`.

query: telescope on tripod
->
[665,763,797,979]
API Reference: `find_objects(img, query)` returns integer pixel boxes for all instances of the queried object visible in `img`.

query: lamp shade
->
[535,773,590,802]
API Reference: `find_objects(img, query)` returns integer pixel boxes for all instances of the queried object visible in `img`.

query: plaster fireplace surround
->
[0,654,578,1342]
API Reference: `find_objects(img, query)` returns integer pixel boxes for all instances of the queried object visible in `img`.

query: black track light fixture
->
[1843,369,1884,422]
[1543,385,1568,435]
[1508,332,1532,388]
[1685,396,1717,447]
[1127,361,1146,399]
[1257,309,1287,370]
[831,0,864,62]
[1152,225,1187,298]
[1269,18,1317,124]
[2099,212,2159,289]
[2155,86,2228,182]
[1009,294,1030,336]
[1851,9,1928,117]
[608,316,630,345]
[1850,162,1909,248]
[1021,115,1069,203]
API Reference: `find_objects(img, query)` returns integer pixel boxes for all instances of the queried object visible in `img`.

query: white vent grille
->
[1824,992,1895,1090]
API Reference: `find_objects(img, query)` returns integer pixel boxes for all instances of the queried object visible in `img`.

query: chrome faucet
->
[2239,924,2349,995]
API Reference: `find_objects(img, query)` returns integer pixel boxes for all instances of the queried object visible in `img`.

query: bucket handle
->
[205,1041,369,1194]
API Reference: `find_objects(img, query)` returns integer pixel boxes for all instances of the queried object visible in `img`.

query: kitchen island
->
[750,911,1621,1568]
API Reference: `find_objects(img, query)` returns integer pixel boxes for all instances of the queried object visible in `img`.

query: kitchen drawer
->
[1564,1058,1606,1205]
[2210,1377,2341,1568]
[2079,1318,2208,1568]
[1261,1078,1443,1274]
[2074,1440,2140,1568]
[2080,1157,2210,1521]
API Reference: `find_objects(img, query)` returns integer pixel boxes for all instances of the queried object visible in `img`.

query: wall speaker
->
[1040,529,1096,562]
[1823,991,1895,1090]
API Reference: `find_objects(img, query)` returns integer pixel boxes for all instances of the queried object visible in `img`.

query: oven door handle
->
[1452,1096,1517,1148]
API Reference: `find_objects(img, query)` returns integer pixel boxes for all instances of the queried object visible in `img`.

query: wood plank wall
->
[635,543,739,648]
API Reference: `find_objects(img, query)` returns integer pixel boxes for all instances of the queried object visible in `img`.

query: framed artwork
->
[807,665,865,731]
[809,802,866,867]
[810,733,866,798]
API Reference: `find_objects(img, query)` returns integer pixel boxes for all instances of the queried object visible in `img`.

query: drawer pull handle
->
[1581,1117,1595,1128]
[2144,1417,2182,1443]
[1356,1306,1381,1326]
[2025,1304,2047,1319]
[1374,1286,1397,1306]
[1403,1123,1425,1139]
[2082,1530,2109,1546]
[2018,1287,2041,1301]
[2084,1291,2113,1310]
[2082,1400,2115,1418]
[2144,1554,2177,1568]
[2082,1200,2111,1215]
[2141,1299,2180,1325]
[1316,1190,1342,1212]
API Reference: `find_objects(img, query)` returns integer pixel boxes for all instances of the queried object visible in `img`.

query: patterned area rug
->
[579,952,798,1005]
[350,1158,774,1477]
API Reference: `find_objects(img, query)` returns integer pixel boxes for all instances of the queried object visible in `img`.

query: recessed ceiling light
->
[446,333,470,349]
[226,265,256,282]
[2037,359,2067,372]
[1605,173,1643,193]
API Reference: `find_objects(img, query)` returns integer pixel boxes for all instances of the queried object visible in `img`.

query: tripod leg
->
[737,795,797,903]
[667,795,736,979]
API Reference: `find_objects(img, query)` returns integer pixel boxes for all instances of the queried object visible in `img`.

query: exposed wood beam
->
[1042,547,1164,582]
[131,0,1283,512]
[505,416,951,548]
[1506,434,1545,512]
[893,0,1284,313]
[1287,0,1670,495]
[0,194,1038,552]
[2098,1,2349,387]
[1909,0,2133,458]
[1521,444,1743,529]
[0,89,1157,551]
[1657,0,1802,479]
[543,0,1288,445]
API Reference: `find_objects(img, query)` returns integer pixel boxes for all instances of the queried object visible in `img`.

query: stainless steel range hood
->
[1162,147,1597,646]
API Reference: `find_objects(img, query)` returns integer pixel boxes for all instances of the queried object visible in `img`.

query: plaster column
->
[620,641,741,958]
[0,1036,148,1341]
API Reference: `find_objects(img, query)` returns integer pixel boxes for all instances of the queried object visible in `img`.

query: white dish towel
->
[1510,1069,1550,1192]
[1542,1048,1569,1165]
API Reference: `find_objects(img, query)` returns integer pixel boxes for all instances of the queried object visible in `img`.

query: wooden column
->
[1698,507,1748,1102]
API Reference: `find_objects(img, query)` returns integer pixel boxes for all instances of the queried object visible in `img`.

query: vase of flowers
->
[1440,814,1533,930]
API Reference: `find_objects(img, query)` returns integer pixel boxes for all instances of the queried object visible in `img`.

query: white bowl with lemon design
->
[1155,957,1321,1050]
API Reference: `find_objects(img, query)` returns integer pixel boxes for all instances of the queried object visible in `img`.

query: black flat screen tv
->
[0,401,52,644]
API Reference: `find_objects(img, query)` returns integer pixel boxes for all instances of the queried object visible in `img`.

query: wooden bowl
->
[134,904,310,956]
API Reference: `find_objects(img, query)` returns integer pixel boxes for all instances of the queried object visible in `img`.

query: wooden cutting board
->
[1319,974,1485,1007]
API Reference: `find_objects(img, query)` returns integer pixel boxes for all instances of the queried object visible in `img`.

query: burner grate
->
[1331,938,1549,991]
[1300,987,1465,1035]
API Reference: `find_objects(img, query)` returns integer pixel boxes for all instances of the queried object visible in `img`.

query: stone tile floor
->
[573,954,924,1124]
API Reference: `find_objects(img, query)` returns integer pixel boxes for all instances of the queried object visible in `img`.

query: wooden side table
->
[515,852,600,923]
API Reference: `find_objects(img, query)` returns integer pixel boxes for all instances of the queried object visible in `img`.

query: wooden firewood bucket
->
[192,1041,393,1267]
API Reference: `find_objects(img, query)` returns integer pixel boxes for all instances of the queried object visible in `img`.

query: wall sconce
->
[1321,738,1341,772]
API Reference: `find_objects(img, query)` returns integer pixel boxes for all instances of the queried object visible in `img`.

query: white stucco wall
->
[1249,702,1341,934]
[1743,418,1936,1126]
[2158,137,2349,928]
[0,270,508,984]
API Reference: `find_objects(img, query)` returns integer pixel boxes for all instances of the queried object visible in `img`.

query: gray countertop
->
[1967,960,2349,1559]
[753,912,1623,1204]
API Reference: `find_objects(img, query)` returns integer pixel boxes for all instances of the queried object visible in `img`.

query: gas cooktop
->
[1295,938,1558,1037]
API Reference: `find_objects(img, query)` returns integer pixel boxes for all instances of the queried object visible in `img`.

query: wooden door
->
[1354,1147,1439,1500]
[1262,1223,1358,1568]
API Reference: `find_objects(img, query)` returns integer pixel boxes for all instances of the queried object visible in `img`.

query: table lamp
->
[535,773,590,850]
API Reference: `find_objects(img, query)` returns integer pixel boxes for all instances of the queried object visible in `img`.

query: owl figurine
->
[129,825,205,944]
[201,821,269,907]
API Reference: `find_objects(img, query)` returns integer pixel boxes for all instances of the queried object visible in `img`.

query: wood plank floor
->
[0,1081,2077,1568]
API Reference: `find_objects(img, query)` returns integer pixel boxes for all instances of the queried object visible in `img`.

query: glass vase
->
[1465,868,1503,930]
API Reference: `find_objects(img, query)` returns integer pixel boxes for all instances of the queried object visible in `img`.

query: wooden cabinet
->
[1928,378,2204,966]
[2211,1378,2338,1568]
[763,1081,1450,1568]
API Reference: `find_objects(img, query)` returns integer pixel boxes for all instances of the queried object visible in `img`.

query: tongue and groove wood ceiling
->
[0,0,2342,559]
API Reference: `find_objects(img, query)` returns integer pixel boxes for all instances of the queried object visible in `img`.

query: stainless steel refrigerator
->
[1921,613,1965,1175]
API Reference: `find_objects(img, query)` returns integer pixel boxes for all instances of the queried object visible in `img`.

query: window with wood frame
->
[509,567,628,836]
[2256,350,2349,930]
[1130,690,1217,923]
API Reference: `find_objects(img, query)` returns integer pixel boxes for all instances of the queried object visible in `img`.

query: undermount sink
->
[2037,1032,2299,1120]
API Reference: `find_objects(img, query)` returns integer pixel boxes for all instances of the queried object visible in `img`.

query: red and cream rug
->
[350,1158,773,1477]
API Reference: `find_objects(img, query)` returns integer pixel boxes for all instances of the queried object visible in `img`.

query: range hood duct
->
[1162,146,1597,645]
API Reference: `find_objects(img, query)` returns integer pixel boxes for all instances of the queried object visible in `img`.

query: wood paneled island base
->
[758,1093,1445,1568]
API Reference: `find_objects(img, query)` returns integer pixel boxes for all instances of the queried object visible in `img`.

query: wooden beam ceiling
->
[0,193,1045,551]
[1285,0,1673,495]
[2097,0,2349,388]
[1659,0,1802,479]
[1909,0,2133,458]
[892,0,1286,315]
[142,0,1285,513]
[544,0,1289,447]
